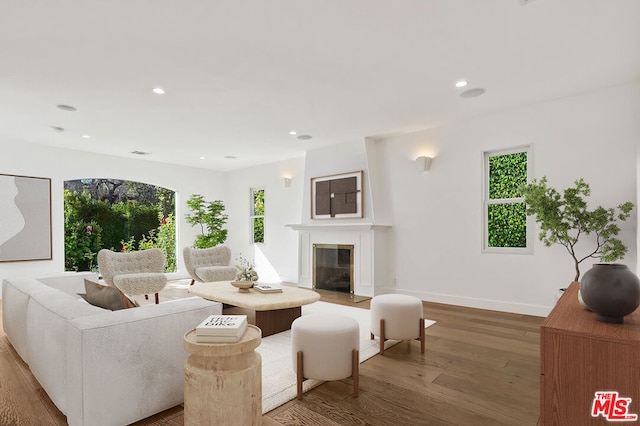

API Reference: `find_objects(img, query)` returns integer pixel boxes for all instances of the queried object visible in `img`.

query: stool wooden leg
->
[190,279,195,286]
[370,332,374,340]
[379,319,386,355]
[352,349,359,397]
[296,351,304,400]
[419,317,425,354]
[155,293,160,304]
[144,294,149,300]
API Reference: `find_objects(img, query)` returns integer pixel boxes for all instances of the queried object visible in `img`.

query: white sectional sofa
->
[2,272,222,426]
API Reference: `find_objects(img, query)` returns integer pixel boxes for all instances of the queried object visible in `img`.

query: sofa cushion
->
[2,278,46,363]
[83,279,136,310]
[38,272,99,296]
[26,285,107,414]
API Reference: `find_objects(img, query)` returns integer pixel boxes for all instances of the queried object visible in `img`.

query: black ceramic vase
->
[580,263,640,324]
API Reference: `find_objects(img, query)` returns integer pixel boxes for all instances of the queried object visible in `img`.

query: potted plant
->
[522,177,638,321]
[230,255,259,292]
[185,194,228,249]
[522,177,633,282]
[235,255,259,282]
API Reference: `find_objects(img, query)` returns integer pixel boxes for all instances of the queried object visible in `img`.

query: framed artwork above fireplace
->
[310,170,363,219]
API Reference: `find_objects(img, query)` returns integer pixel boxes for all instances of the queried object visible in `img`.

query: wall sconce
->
[417,156,433,172]
[283,177,292,188]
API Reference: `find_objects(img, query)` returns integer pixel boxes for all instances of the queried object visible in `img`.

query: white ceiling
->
[1,0,639,172]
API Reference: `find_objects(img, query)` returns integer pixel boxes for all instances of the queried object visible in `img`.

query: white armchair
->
[98,248,168,304]
[183,246,237,285]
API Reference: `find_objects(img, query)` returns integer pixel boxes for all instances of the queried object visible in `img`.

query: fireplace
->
[313,244,354,294]
[287,223,391,297]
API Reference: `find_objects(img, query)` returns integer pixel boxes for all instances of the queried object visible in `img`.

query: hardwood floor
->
[0,282,543,425]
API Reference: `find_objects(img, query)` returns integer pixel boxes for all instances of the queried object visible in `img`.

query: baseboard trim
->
[391,289,552,317]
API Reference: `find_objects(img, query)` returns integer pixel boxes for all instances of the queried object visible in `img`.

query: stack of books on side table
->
[195,314,248,343]
[253,284,283,293]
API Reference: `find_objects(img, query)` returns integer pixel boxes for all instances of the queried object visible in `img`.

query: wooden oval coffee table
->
[189,281,320,336]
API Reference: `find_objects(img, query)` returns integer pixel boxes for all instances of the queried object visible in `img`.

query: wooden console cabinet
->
[540,282,640,425]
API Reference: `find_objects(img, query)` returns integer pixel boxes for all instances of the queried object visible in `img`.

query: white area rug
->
[257,301,436,414]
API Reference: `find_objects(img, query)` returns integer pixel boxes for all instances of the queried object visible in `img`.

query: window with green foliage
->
[251,188,265,244]
[63,179,177,272]
[483,147,531,252]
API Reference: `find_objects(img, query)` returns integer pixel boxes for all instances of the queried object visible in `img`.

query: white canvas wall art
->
[0,174,52,262]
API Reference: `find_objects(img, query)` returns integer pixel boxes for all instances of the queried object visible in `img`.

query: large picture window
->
[63,178,176,271]
[483,147,531,253]
[251,188,264,244]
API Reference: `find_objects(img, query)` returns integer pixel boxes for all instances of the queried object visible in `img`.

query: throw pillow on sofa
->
[82,279,138,310]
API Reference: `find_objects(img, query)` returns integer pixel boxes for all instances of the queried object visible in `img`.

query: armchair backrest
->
[98,248,166,287]
[182,246,232,280]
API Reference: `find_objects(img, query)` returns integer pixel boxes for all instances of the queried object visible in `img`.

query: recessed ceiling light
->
[288,130,297,135]
[81,134,91,139]
[152,87,165,95]
[460,88,486,98]
[56,104,77,112]
[51,126,65,132]
[224,155,237,159]
[199,156,205,160]
[297,134,313,141]
[455,80,468,88]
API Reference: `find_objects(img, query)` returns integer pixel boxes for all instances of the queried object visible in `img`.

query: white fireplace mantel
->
[286,223,391,232]
[286,222,392,297]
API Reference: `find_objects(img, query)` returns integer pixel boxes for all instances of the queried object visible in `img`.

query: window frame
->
[250,187,265,245]
[482,145,533,254]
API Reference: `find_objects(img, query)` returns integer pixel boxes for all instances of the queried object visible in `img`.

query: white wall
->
[364,137,393,225]
[0,141,225,289]
[3,83,638,316]
[377,82,640,316]
[224,156,305,283]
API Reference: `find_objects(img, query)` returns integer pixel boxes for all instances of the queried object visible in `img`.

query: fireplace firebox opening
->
[313,244,354,294]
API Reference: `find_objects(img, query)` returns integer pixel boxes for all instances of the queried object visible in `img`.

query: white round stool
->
[291,313,360,400]
[370,294,425,355]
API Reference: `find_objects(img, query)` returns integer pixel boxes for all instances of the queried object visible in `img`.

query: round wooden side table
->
[183,325,262,425]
